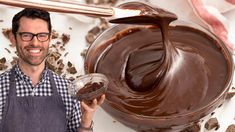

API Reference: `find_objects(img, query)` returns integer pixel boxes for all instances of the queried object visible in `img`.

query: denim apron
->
[0,68,67,132]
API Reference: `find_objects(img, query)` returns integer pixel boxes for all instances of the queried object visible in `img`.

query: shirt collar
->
[14,64,50,82]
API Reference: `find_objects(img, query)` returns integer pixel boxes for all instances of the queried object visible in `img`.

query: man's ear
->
[9,32,16,47]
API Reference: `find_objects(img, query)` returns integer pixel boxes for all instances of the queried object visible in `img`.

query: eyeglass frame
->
[16,32,51,42]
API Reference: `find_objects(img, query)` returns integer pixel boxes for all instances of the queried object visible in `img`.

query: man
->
[0,8,105,132]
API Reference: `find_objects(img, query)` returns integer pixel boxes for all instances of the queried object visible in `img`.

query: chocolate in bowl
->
[84,3,234,132]
[68,73,109,101]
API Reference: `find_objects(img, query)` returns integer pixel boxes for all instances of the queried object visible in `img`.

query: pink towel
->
[189,0,235,52]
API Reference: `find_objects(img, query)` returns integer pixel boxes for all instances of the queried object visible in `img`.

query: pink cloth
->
[189,0,235,52]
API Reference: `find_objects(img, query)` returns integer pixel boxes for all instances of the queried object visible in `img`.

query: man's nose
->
[30,36,40,46]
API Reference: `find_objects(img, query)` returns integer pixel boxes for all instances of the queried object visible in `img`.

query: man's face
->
[13,17,50,66]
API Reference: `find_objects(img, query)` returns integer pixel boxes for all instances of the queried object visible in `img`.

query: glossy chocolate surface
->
[85,2,232,131]
[96,25,229,116]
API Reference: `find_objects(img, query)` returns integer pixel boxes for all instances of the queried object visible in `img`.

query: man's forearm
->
[77,120,93,132]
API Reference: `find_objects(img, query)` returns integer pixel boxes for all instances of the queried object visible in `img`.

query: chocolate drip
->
[111,2,178,93]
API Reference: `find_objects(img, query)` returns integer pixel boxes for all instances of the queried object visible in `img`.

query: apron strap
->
[9,67,17,97]
[1,67,17,126]
[48,71,60,96]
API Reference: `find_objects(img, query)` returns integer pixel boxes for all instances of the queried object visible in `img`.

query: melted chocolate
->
[110,2,178,92]
[96,25,228,115]
[85,2,232,131]
[76,82,105,101]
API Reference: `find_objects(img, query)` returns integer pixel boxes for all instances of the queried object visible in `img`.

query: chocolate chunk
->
[64,52,69,57]
[76,75,82,78]
[67,61,73,67]
[49,51,61,61]
[0,57,6,64]
[0,63,7,70]
[100,22,109,31]
[66,66,77,74]
[80,49,87,58]
[60,45,65,51]
[218,103,223,108]
[204,118,220,130]
[46,56,57,71]
[61,33,70,44]
[50,44,56,49]
[0,57,7,70]
[88,26,101,35]
[51,30,59,39]
[62,74,67,78]
[226,92,235,99]
[56,41,61,45]
[85,18,110,45]
[69,76,75,81]
[0,20,3,22]
[86,32,95,44]
[57,59,63,65]
[55,68,63,75]
[226,87,235,99]
[11,57,18,66]
[58,61,65,71]
[58,63,64,71]
[66,61,77,74]
[226,124,235,132]
[4,48,11,53]
[2,28,11,40]
[99,18,109,31]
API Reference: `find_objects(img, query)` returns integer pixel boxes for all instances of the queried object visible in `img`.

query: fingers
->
[80,94,106,125]
[81,94,105,111]
[90,98,98,108]
[81,101,91,111]
[97,94,105,105]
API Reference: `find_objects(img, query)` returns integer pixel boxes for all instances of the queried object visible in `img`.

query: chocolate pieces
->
[2,28,11,40]
[204,118,220,130]
[226,87,235,99]
[226,124,235,132]
[0,57,8,70]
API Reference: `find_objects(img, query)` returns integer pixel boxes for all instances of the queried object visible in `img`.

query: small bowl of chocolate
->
[68,73,109,101]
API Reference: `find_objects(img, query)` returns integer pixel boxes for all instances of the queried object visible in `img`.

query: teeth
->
[28,49,40,53]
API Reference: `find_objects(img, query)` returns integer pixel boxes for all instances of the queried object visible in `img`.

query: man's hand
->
[78,94,105,131]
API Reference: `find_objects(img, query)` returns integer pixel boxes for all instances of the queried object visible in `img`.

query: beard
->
[15,42,49,66]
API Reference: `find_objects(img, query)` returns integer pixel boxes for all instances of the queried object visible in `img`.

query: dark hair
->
[12,8,52,35]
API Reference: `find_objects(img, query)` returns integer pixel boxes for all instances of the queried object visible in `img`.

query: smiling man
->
[0,8,104,132]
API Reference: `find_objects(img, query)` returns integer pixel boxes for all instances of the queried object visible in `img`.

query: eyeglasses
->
[16,32,51,42]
